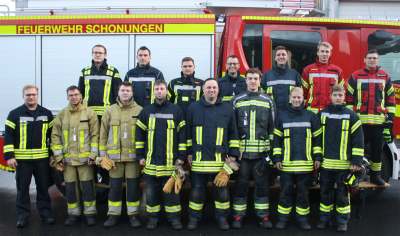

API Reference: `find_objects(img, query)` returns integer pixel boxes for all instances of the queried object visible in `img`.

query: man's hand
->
[7,158,17,169]
[275,162,282,171]
[229,156,236,162]
[177,159,184,165]
[88,158,94,165]
[187,155,193,168]
[350,164,360,172]
[388,120,393,123]
[58,159,65,167]
[315,161,321,169]
[139,159,146,166]
[49,156,55,165]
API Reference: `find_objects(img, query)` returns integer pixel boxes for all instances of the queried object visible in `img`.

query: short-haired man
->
[261,46,301,114]
[51,86,99,226]
[168,57,204,118]
[302,42,345,113]
[230,68,276,229]
[218,55,247,103]
[317,84,364,232]
[273,87,322,230]
[124,46,165,107]
[98,81,143,228]
[136,79,186,230]
[4,85,54,228]
[346,49,396,185]
[78,45,122,119]
[186,78,240,230]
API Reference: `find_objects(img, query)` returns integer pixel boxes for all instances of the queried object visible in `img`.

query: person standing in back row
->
[218,55,247,103]
[124,46,165,107]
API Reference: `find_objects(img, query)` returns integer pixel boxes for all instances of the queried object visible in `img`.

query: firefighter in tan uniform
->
[51,85,99,226]
[97,81,143,228]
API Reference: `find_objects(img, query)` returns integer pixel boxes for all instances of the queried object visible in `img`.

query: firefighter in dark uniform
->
[218,55,247,103]
[136,80,187,230]
[4,85,55,228]
[317,84,364,232]
[273,87,322,230]
[346,49,396,185]
[124,46,165,108]
[186,78,240,230]
[230,68,276,229]
[168,57,204,118]
[78,44,122,120]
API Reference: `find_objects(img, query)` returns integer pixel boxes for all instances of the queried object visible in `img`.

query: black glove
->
[383,122,394,144]
[341,169,360,195]
[255,153,272,176]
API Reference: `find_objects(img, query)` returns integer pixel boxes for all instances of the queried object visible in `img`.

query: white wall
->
[339,1,400,20]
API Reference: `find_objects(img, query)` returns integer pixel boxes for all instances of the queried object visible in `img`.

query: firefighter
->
[218,55,247,103]
[98,81,143,228]
[261,46,301,114]
[230,68,276,229]
[168,57,204,119]
[346,49,396,185]
[51,86,99,226]
[124,46,165,108]
[136,79,186,230]
[186,78,240,230]
[78,45,122,120]
[4,85,54,228]
[273,87,322,230]
[317,84,364,232]
[301,42,345,114]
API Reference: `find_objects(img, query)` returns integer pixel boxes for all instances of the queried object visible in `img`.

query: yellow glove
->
[50,159,65,173]
[213,170,230,187]
[163,176,176,193]
[100,156,116,171]
[174,166,186,194]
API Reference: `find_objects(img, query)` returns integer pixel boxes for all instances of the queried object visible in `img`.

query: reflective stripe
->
[301,78,309,89]
[282,122,311,128]
[109,154,121,159]
[357,79,386,84]
[356,82,362,113]
[352,148,364,156]
[254,203,269,209]
[146,205,161,213]
[309,73,338,79]
[68,203,81,214]
[313,128,322,137]
[174,85,201,90]
[53,149,63,155]
[166,120,174,167]
[20,117,34,121]
[296,206,310,215]
[283,129,290,162]
[278,205,292,214]
[189,201,203,210]
[36,116,48,121]
[233,204,247,211]
[236,100,270,109]
[306,129,312,161]
[215,201,230,209]
[103,79,111,107]
[129,77,155,82]
[337,205,350,214]
[351,120,362,134]
[320,203,333,212]
[340,120,349,160]
[136,120,147,131]
[273,147,282,156]
[321,112,350,119]
[91,147,99,153]
[222,96,233,102]
[250,110,256,140]
[369,160,382,171]
[5,120,16,129]
[84,200,96,212]
[347,84,354,95]
[165,205,181,213]
[149,113,174,119]
[85,75,112,80]
[129,153,137,159]
[266,80,296,86]
[274,128,283,137]
[146,117,156,166]
[3,144,14,153]
[196,126,203,162]
[177,120,185,132]
[308,76,314,107]
[135,141,145,149]
[127,200,140,213]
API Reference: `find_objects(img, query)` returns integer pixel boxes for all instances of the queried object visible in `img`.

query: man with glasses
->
[78,45,122,120]
[4,85,55,228]
[218,55,247,103]
[346,49,396,185]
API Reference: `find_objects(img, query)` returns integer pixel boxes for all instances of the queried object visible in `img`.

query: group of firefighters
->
[3,42,395,232]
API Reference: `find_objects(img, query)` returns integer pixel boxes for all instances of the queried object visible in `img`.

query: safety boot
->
[171,219,183,230]
[232,217,243,229]
[129,216,141,228]
[65,215,81,226]
[316,220,330,229]
[146,219,158,230]
[370,176,385,186]
[187,219,198,230]
[218,218,229,230]
[85,215,96,226]
[337,223,347,232]
[42,217,55,225]
[16,219,29,228]
[276,220,288,229]
[260,216,273,229]
[298,220,311,230]
[103,216,120,228]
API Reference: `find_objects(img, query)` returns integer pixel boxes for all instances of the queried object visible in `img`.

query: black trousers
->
[233,158,269,220]
[15,160,51,220]
[362,125,384,175]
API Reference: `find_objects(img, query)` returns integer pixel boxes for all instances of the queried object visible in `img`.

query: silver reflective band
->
[357,79,386,84]
[282,122,311,128]
[79,157,88,163]
[100,151,106,156]
[150,113,174,119]
[53,149,63,155]
[84,75,112,81]
[174,85,201,90]
[129,77,155,82]
[68,208,80,213]
[309,73,338,79]
[129,153,137,159]
[267,80,296,86]
[109,206,122,211]
[321,112,350,119]
[127,206,139,212]
[84,206,96,211]
[84,130,89,147]
[64,158,72,163]
[20,117,34,122]
[109,154,121,159]
[91,147,99,153]
[36,116,48,121]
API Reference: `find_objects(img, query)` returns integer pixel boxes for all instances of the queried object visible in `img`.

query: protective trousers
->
[15,160,51,220]
[278,173,311,222]
[362,125,384,176]
[233,158,269,220]
[108,162,141,216]
[63,164,96,216]
[145,175,181,222]
[188,173,230,221]
[319,169,350,223]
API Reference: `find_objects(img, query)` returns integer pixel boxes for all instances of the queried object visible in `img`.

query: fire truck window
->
[368,34,400,83]
[242,24,263,71]
[270,30,322,75]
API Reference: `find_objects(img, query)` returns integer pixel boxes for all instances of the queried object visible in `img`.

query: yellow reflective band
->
[313,128,322,137]
[166,120,174,167]
[319,203,333,212]
[84,200,96,207]
[340,120,349,161]
[84,77,91,102]
[135,141,145,149]
[103,79,111,107]
[313,146,322,154]
[5,120,16,129]
[306,128,312,161]
[3,144,14,153]
[387,85,394,96]
[369,160,382,171]
[127,201,140,207]
[165,205,181,213]
[146,117,156,166]
[254,203,269,209]
[283,129,290,162]
[301,78,309,89]
[146,205,161,213]
[337,205,351,214]
[189,201,203,210]
[178,143,187,151]
[236,100,270,109]
[196,126,203,162]
[296,206,310,215]
[352,148,364,156]
[351,120,361,134]
[308,76,314,107]
[347,84,354,95]
[229,140,239,148]
[233,204,247,211]
[274,128,283,137]
[250,110,256,140]
[222,96,233,102]
[356,82,362,113]
[278,205,292,214]
[136,120,147,131]
[187,139,193,147]
[177,120,186,132]
[215,201,230,209]
[19,120,28,150]
[273,147,282,156]
[112,125,118,144]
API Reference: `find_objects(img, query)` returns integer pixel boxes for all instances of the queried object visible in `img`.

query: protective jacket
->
[4,104,53,161]
[273,105,322,173]
[346,66,396,125]
[302,58,345,113]
[51,100,99,165]
[187,97,239,174]
[78,59,122,116]
[318,103,364,170]
[261,64,301,114]
[100,97,143,162]
[218,71,247,102]
[231,90,276,159]
[136,99,186,177]
[168,72,204,118]
[124,63,164,108]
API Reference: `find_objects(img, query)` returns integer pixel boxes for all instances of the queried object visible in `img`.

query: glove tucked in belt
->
[214,157,240,187]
